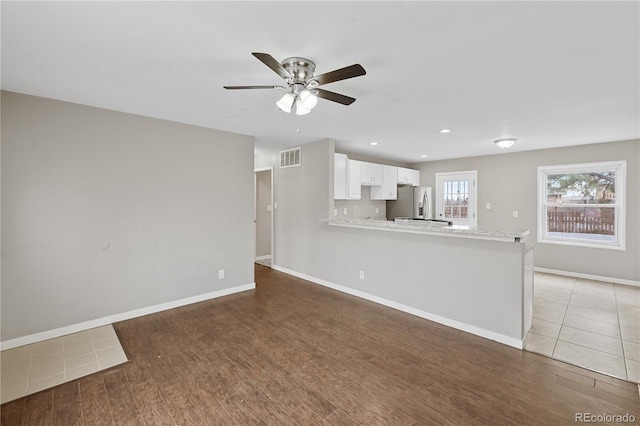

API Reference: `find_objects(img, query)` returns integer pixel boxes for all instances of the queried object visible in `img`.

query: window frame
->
[537,161,626,250]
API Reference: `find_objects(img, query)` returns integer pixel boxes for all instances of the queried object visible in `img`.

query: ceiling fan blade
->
[224,85,284,90]
[252,52,292,80]
[315,88,356,106]
[313,64,366,86]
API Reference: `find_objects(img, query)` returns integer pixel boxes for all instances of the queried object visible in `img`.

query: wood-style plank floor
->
[2,265,639,425]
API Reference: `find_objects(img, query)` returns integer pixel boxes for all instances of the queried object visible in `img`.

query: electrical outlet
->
[359,270,365,280]
[334,209,338,216]
[376,207,380,214]
[218,269,225,279]
[485,203,491,210]
[513,210,519,218]
[343,208,348,215]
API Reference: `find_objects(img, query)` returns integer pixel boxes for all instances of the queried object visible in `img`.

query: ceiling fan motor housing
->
[281,57,316,84]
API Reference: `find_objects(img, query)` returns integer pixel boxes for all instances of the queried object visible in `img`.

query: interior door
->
[435,171,477,227]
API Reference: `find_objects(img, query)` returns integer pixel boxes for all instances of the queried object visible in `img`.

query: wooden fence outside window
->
[546,207,615,235]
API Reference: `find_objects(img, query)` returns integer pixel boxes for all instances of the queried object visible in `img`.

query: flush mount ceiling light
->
[224,53,366,116]
[494,138,517,149]
[370,141,379,146]
[420,154,428,158]
[440,129,451,133]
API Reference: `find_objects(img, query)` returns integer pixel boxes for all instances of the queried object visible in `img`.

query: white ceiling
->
[2,1,638,162]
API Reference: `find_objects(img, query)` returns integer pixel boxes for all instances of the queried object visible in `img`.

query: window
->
[537,161,626,250]
[435,171,477,226]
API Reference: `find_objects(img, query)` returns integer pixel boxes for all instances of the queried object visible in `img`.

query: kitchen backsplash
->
[334,186,387,220]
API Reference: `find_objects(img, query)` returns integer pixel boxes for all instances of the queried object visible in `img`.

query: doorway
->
[254,168,273,267]
[435,170,477,227]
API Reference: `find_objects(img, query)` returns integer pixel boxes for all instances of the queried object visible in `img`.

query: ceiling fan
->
[224,52,366,115]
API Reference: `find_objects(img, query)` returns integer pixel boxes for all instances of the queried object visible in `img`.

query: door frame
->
[435,170,478,227]
[254,167,274,266]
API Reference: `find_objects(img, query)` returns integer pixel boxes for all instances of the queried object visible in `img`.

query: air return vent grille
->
[279,147,301,168]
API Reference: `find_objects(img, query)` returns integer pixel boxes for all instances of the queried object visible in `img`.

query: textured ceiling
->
[2,1,638,162]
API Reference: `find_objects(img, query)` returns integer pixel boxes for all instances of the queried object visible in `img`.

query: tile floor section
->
[0,325,127,404]
[524,273,640,383]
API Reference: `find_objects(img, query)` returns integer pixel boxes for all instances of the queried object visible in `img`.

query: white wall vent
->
[279,147,301,168]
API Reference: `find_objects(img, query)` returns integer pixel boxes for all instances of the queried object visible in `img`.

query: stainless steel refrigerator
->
[386,186,432,220]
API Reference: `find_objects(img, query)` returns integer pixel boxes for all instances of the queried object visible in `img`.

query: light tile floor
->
[524,273,640,383]
[0,325,127,404]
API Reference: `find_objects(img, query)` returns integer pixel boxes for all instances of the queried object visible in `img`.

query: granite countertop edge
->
[321,218,530,242]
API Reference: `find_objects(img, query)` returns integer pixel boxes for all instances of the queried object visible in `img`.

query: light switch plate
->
[513,210,519,218]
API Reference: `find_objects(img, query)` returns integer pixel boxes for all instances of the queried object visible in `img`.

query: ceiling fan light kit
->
[224,52,366,115]
[276,93,295,113]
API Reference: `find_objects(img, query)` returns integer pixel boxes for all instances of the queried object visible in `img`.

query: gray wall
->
[412,140,640,282]
[255,169,272,258]
[1,91,255,341]
[259,138,531,343]
[269,139,335,273]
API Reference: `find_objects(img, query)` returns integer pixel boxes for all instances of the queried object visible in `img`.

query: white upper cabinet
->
[335,154,418,200]
[334,153,349,200]
[334,154,362,200]
[360,162,383,186]
[397,167,420,186]
[371,165,398,200]
[348,160,362,199]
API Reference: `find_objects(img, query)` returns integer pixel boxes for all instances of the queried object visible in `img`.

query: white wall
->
[413,140,640,283]
[1,91,256,342]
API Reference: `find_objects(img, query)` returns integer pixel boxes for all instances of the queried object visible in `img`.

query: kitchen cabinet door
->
[348,160,362,199]
[334,153,349,200]
[397,167,420,186]
[371,165,398,200]
[407,168,420,186]
[360,162,383,186]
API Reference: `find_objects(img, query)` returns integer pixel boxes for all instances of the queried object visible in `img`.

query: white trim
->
[254,166,275,267]
[255,255,272,261]
[272,264,523,349]
[0,283,256,351]
[435,170,478,227]
[535,267,639,287]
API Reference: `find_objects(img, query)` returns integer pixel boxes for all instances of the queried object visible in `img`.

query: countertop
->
[322,218,530,243]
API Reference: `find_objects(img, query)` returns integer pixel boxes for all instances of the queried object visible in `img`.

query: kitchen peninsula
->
[320,218,534,349]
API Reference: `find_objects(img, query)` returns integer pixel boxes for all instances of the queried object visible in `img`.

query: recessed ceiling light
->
[370,141,379,146]
[420,154,428,158]
[440,129,451,133]
[494,138,517,149]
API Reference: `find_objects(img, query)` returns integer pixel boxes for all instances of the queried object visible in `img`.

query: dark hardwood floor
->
[2,265,639,425]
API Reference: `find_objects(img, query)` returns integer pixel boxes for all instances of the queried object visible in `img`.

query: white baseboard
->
[535,267,639,287]
[271,264,523,349]
[255,255,272,261]
[0,283,256,351]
